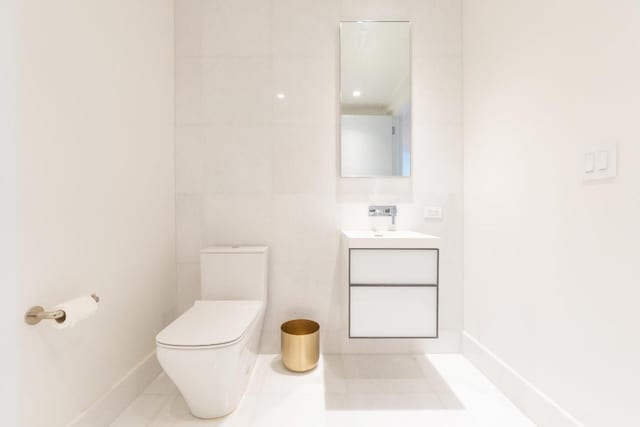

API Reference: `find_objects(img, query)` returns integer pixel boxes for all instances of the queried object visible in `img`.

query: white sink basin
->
[342,230,440,248]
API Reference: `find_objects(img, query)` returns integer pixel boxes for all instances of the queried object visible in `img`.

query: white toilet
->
[156,246,268,419]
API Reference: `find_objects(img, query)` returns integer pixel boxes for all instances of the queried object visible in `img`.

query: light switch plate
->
[583,144,617,181]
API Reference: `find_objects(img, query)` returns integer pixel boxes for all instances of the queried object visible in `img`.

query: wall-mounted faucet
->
[368,205,398,225]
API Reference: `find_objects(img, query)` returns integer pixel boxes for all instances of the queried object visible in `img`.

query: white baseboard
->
[462,331,584,427]
[68,351,161,427]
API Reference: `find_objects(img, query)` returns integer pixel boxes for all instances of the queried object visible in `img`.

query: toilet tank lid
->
[200,246,268,254]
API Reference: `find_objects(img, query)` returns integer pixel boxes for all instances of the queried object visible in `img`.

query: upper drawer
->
[350,249,438,285]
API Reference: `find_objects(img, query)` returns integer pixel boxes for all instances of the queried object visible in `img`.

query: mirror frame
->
[339,20,412,178]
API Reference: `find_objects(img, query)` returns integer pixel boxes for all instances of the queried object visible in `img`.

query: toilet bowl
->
[157,300,264,418]
[156,246,268,419]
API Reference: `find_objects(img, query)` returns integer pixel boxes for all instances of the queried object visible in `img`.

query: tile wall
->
[175,0,463,353]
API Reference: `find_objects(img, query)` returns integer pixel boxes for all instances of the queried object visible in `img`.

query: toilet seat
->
[156,300,262,349]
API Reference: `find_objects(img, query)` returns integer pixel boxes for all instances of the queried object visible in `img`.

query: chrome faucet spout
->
[369,205,397,226]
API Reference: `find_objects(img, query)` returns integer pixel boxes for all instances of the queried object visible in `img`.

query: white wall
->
[175,0,463,353]
[463,1,640,425]
[16,1,175,426]
[0,0,18,424]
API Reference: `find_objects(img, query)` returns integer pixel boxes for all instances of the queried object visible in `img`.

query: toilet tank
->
[200,246,268,301]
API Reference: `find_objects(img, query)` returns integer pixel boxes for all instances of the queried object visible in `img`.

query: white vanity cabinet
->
[344,236,440,339]
[350,249,438,285]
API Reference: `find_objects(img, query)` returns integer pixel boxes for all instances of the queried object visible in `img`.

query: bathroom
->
[2,0,638,426]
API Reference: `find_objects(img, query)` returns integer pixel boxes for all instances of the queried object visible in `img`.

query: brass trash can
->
[280,319,320,372]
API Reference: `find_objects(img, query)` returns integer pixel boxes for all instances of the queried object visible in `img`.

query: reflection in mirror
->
[340,21,411,177]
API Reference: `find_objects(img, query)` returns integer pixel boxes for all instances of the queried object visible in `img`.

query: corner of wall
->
[462,331,583,427]
[68,352,161,427]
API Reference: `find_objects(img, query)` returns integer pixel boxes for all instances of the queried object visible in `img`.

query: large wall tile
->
[272,0,339,58]
[203,125,272,194]
[202,57,274,126]
[203,0,272,57]
[176,58,203,124]
[412,125,463,194]
[410,0,462,58]
[272,125,336,194]
[176,193,204,263]
[413,56,463,126]
[340,0,412,21]
[263,260,339,333]
[269,195,340,265]
[176,125,205,193]
[176,0,203,57]
[203,194,273,245]
[273,57,336,125]
[177,262,201,316]
[336,178,414,203]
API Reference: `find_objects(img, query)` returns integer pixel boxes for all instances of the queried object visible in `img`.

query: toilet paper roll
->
[53,295,98,329]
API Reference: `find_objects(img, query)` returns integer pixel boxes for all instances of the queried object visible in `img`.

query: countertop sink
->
[341,230,440,248]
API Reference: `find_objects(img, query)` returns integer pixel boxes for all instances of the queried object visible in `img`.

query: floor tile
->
[110,354,535,427]
[150,393,258,427]
[251,392,323,426]
[111,393,172,427]
[144,373,180,396]
[261,354,347,394]
[342,354,434,394]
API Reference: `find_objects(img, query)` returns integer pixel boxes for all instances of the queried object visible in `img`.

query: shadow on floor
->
[269,356,316,376]
[323,354,464,411]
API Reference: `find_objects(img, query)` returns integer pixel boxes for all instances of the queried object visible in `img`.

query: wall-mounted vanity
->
[342,230,440,339]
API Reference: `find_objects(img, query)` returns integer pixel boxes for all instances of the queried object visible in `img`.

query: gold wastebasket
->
[281,319,320,372]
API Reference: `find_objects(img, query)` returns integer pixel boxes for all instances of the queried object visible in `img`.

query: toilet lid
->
[156,300,262,348]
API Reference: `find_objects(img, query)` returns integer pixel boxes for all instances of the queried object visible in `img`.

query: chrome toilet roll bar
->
[24,294,100,325]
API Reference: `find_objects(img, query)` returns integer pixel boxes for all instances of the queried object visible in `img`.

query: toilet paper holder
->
[24,294,100,325]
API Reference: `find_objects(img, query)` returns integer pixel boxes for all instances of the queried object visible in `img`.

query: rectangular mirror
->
[340,21,411,177]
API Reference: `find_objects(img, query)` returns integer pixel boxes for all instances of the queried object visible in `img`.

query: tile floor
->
[111,354,535,427]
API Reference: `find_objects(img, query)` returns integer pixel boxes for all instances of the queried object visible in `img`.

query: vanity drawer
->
[350,249,438,285]
[350,286,438,338]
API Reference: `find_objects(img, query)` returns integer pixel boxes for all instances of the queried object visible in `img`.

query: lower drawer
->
[349,286,438,338]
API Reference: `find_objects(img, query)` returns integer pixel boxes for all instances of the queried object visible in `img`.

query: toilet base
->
[157,311,263,419]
